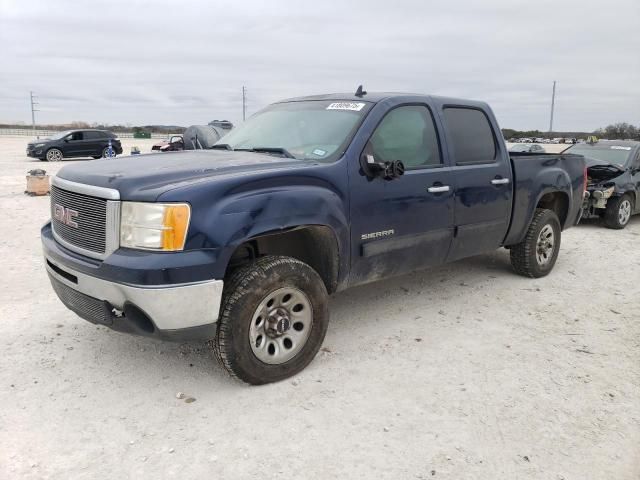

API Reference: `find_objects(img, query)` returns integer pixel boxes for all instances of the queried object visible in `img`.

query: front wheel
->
[45,148,63,162]
[604,194,633,229]
[510,208,561,278]
[211,255,329,385]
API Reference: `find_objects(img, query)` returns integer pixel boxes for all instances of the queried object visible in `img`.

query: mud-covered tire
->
[603,194,633,229]
[211,255,329,385]
[510,208,561,278]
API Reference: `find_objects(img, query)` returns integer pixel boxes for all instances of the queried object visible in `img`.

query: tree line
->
[0,121,185,134]
[502,122,640,141]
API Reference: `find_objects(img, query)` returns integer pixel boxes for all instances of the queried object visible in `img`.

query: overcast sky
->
[1,0,638,131]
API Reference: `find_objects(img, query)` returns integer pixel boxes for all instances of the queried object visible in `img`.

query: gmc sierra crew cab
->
[42,91,586,384]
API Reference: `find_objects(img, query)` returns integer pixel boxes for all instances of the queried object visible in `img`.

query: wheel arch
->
[535,190,570,227]
[224,224,341,294]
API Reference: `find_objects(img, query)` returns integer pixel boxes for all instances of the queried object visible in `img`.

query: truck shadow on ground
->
[577,215,640,230]
[66,247,517,386]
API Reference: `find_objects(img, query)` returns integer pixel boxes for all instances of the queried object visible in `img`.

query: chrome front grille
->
[51,185,107,254]
[50,177,121,260]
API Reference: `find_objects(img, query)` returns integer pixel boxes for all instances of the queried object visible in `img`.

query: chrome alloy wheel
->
[618,199,632,226]
[536,224,555,266]
[249,287,313,365]
[46,149,62,161]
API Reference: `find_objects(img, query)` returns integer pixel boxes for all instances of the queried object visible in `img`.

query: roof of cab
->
[276,92,490,109]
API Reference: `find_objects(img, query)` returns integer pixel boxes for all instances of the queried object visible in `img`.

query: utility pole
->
[30,91,39,136]
[548,81,556,134]
[242,86,246,121]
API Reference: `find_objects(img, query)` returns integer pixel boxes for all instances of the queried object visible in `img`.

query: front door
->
[63,131,86,156]
[348,103,455,286]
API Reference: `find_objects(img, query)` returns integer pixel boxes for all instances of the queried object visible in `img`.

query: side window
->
[70,131,83,141]
[368,105,441,169]
[84,131,102,140]
[443,107,497,165]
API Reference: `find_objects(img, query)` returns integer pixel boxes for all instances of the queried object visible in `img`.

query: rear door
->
[83,131,105,156]
[348,101,455,285]
[632,150,640,213]
[438,105,513,261]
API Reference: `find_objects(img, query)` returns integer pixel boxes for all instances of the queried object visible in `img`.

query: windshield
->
[565,144,633,167]
[216,100,371,161]
[48,130,72,140]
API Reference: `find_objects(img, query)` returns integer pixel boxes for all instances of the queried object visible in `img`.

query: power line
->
[30,91,39,135]
[242,86,247,121]
[548,81,556,133]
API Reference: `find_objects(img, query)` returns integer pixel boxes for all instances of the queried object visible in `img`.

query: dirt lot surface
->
[1,135,638,479]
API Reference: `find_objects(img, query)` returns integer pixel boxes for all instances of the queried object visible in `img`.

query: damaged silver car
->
[565,140,640,229]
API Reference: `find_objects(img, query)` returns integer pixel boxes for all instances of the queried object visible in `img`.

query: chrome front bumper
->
[45,255,223,335]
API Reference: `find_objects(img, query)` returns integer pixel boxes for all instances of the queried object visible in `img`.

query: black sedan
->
[27,129,123,162]
[566,140,640,229]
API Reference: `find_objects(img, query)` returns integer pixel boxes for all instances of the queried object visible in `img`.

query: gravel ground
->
[1,136,639,479]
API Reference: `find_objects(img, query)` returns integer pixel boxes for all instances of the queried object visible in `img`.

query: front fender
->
[166,181,350,282]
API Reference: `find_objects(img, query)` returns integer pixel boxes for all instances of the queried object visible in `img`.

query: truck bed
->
[505,152,585,246]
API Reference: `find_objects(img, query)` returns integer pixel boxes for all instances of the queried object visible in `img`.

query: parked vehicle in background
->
[152,135,185,152]
[566,140,640,229]
[27,130,123,161]
[182,125,230,150]
[208,120,234,130]
[42,91,586,384]
[510,143,546,153]
[151,124,232,152]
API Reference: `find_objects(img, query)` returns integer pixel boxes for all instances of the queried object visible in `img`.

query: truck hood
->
[55,150,314,201]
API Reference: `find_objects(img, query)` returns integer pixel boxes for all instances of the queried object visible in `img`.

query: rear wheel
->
[604,194,633,229]
[45,148,63,162]
[510,208,561,278]
[102,147,116,158]
[211,255,329,385]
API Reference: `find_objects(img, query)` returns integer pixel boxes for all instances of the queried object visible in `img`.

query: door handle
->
[491,178,510,185]
[427,185,450,193]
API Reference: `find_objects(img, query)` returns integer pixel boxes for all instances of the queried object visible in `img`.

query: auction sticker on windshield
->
[326,102,366,111]
[611,146,632,150]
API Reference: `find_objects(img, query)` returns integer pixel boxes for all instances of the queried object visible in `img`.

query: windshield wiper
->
[210,143,232,150]
[247,147,296,159]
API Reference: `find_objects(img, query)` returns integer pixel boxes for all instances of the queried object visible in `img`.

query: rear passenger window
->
[368,105,441,169]
[84,131,101,139]
[443,107,497,165]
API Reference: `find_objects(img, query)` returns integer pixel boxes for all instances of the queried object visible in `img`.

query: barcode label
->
[326,102,366,111]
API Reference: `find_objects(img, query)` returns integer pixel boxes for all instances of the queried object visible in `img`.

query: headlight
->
[120,202,191,251]
[35,143,45,148]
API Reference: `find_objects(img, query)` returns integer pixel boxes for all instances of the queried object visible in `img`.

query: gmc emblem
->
[53,204,79,228]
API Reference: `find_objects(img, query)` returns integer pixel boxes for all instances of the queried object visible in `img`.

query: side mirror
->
[361,154,405,180]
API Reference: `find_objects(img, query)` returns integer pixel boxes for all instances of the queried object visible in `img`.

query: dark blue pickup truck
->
[42,92,586,384]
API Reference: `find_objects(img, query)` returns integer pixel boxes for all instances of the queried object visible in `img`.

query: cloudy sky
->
[1,0,638,131]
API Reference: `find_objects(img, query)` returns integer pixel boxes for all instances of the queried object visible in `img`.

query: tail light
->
[583,166,588,193]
